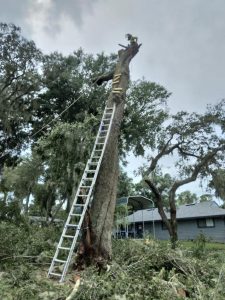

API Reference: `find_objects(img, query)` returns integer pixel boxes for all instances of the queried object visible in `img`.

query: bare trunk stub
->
[76,35,141,269]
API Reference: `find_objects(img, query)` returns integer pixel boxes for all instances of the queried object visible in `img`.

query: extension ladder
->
[48,104,116,282]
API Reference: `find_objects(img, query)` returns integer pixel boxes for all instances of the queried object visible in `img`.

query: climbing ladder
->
[48,104,116,282]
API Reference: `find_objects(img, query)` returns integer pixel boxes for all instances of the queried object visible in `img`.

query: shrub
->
[192,233,207,258]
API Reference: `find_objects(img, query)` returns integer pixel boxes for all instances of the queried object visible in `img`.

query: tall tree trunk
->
[3,191,8,204]
[145,178,178,248]
[169,190,178,248]
[25,191,31,215]
[77,37,141,267]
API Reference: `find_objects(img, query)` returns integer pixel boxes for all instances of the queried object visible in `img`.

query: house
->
[126,201,225,242]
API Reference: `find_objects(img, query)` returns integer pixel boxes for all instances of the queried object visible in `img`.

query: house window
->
[197,218,215,228]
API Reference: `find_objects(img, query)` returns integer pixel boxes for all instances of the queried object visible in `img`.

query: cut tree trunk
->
[76,37,141,268]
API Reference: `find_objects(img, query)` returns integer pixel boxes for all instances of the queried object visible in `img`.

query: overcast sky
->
[1,0,225,195]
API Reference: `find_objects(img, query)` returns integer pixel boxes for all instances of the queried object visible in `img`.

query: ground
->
[1,223,225,299]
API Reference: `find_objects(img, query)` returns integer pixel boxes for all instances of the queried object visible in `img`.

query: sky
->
[1,0,225,196]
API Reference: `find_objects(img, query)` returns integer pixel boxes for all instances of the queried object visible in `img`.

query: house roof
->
[117,196,153,211]
[127,201,225,223]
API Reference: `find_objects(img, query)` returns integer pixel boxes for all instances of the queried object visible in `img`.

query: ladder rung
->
[97,143,104,145]
[49,272,62,277]
[85,170,96,173]
[89,162,98,165]
[106,107,113,110]
[54,259,66,263]
[66,224,78,227]
[80,185,91,188]
[70,213,81,216]
[63,235,74,238]
[58,246,70,250]
[94,149,102,152]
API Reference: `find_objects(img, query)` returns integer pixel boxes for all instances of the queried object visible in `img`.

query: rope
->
[30,94,83,139]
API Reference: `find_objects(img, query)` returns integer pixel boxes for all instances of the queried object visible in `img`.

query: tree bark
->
[25,191,31,215]
[76,38,141,267]
[145,178,175,240]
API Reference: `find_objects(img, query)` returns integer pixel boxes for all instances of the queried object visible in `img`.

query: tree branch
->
[118,44,128,49]
[0,72,25,94]
[170,145,225,195]
[92,71,114,85]
[177,146,201,158]
[149,137,179,172]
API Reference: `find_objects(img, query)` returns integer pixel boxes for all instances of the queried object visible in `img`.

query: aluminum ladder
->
[48,104,116,282]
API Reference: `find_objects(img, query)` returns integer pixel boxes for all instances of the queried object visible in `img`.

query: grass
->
[181,240,225,250]
[158,239,225,250]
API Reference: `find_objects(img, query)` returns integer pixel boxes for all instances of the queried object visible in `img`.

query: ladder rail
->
[59,104,116,281]
[48,104,116,282]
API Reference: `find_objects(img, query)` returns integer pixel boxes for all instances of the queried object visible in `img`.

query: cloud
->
[40,0,98,35]
[0,0,98,36]
[0,0,31,35]
[1,0,224,194]
[1,0,225,114]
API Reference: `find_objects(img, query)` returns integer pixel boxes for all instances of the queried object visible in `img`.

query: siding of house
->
[177,217,225,242]
[137,217,225,242]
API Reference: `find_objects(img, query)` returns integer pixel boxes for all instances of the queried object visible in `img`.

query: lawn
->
[158,239,225,250]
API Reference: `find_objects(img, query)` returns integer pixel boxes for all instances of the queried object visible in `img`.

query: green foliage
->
[0,223,59,264]
[199,194,213,202]
[134,170,174,207]
[1,155,43,212]
[176,190,198,206]
[35,115,99,212]
[0,222,66,299]
[210,169,225,201]
[138,99,225,242]
[117,169,134,198]
[0,22,173,218]
[1,226,225,299]
[114,204,130,228]
[32,183,57,218]
[0,23,42,168]
[33,50,115,135]
[192,233,207,258]
[0,200,25,224]
[72,239,225,299]
[176,192,213,206]
[122,80,170,156]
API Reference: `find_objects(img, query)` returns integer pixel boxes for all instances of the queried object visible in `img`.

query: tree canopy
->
[1,23,225,248]
[0,23,42,168]
[0,24,170,218]
[141,99,225,245]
